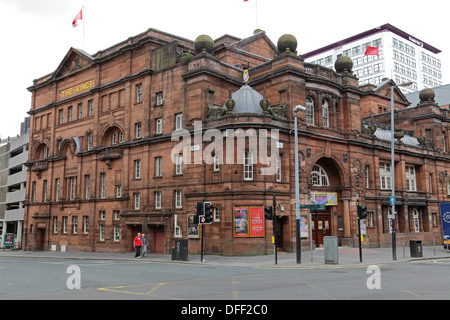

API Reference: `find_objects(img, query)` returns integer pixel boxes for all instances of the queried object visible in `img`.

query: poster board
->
[234,206,265,238]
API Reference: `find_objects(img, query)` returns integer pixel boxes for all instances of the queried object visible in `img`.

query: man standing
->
[133,232,142,258]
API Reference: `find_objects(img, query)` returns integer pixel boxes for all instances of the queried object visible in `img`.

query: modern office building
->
[303,24,443,93]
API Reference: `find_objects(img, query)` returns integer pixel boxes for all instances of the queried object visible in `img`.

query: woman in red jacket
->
[133,232,142,258]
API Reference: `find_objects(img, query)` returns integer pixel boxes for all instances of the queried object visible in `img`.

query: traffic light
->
[357,205,367,219]
[264,206,273,220]
[204,202,213,223]
[194,201,203,224]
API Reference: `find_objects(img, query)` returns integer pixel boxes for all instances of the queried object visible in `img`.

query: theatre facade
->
[23,29,449,254]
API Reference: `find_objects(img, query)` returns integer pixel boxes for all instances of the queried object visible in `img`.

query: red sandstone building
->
[23,28,449,255]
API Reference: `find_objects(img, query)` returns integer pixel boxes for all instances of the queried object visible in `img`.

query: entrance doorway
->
[148,225,165,253]
[35,228,45,251]
[311,211,332,247]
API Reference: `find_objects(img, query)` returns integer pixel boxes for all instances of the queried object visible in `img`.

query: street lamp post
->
[390,81,412,261]
[293,105,306,264]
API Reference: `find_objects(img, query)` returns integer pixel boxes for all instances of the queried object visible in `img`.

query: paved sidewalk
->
[1,245,449,268]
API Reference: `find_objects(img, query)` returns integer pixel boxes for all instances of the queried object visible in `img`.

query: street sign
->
[300,204,326,210]
[390,197,395,206]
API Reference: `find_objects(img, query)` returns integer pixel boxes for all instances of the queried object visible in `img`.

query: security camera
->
[293,105,306,112]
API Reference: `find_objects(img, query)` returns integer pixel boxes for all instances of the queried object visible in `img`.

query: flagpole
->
[82,6,85,51]
[256,0,258,29]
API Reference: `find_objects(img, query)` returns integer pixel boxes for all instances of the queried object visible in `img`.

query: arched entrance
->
[308,157,344,247]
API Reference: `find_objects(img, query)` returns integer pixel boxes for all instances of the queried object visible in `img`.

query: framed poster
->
[249,207,264,237]
[187,214,201,239]
[234,207,249,237]
[234,206,265,238]
[4,233,14,246]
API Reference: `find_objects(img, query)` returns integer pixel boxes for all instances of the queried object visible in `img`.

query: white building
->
[303,24,442,93]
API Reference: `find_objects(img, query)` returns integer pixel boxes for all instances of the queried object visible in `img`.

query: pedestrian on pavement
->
[133,232,142,258]
[141,234,147,258]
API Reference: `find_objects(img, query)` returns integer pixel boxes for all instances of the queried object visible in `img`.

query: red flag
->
[364,46,379,55]
[244,0,248,2]
[72,9,83,28]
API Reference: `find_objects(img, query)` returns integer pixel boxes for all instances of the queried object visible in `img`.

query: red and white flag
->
[364,46,379,56]
[72,9,83,28]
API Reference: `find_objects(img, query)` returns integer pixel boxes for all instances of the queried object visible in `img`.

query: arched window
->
[310,164,329,186]
[306,98,314,125]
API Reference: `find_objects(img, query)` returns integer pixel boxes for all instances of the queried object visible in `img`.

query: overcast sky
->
[0,0,448,139]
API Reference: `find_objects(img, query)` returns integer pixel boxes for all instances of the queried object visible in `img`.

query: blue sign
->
[439,203,450,241]
[390,197,395,206]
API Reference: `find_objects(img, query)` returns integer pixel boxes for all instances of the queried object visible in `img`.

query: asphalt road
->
[2,256,450,303]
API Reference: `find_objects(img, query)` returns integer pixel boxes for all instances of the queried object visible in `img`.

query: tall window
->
[155,156,162,177]
[136,84,142,103]
[276,155,282,182]
[88,99,94,116]
[72,216,78,234]
[135,122,142,138]
[155,191,162,209]
[379,161,392,190]
[85,174,90,199]
[244,151,253,180]
[100,172,106,199]
[175,154,183,175]
[69,177,76,200]
[55,178,60,201]
[134,192,140,210]
[405,165,417,191]
[322,99,329,128]
[156,118,163,134]
[306,98,314,125]
[175,113,183,130]
[175,190,182,208]
[135,160,141,179]
[310,164,329,186]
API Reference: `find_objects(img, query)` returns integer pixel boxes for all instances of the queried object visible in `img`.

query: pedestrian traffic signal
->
[203,202,213,224]
[357,205,367,219]
[264,206,273,220]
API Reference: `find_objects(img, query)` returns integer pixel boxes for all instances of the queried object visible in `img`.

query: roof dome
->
[194,34,214,54]
[335,56,353,73]
[225,84,263,114]
[419,88,435,103]
[277,34,298,53]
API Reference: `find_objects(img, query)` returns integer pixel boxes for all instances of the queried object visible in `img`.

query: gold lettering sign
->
[59,80,95,99]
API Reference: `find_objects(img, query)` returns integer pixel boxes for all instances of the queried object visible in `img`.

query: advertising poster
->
[234,206,266,238]
[234,207,249,237]
[249,207,264,237]
[4,233,14,246]
[187,214,201,239]
[310,192,337,205]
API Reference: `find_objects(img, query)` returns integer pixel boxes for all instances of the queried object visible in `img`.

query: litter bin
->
[324,236,339,264]
[171,239,188,261]
[410,240,423,258]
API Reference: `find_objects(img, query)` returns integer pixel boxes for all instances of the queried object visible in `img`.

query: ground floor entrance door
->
[312,211,332,247]
[35,228,45,251]
[148,225,164,253]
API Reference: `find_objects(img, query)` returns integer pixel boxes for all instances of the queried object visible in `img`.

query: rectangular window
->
[276,155,282,182]
[135,122,142,138]
[379,161,392,190]
[83,216,89,234]
[175,190,182,208]
[175,113,183,130]
[135,159,141,179]
[87,133,93,150]
[59,109,64,124]
[175,154,183,175]
[55,178,60,201]
[244,151,253,180]
[156,118,163,134]
[136,84,143,103]
[100,172,106,199]
[99,225,105,241]
[116,185,122,198]
[63,216,68,234]
[85,174,90,199]
[155,156,162,177]
[69,177,76,200]
[72,216,78,234]
[68,106,73,122]
[53,217,58,233]
[114,225,120,242]
[214,153,220,171]
[155,191,162,209]
[156,92,163,105]
[78,102,83,119]
[43,180,48,202]
[134,192,140,210]
[88,99,94,116]
[405,165,417,191]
